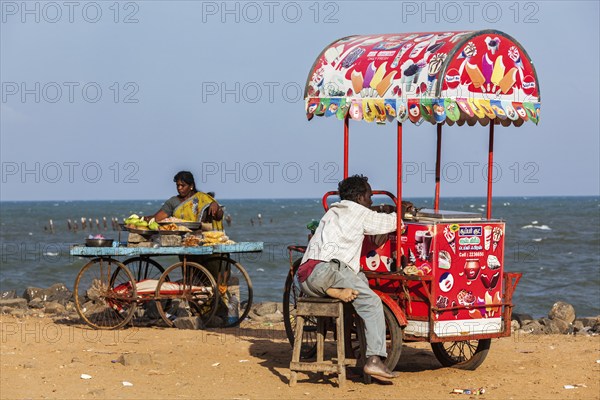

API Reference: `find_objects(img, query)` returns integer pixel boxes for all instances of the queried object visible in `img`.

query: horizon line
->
[1,194,599,203]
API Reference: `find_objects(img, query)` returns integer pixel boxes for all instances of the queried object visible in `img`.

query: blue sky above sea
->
[1,1,598,201]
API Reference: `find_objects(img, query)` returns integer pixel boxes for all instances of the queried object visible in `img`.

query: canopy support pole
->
[434,124,442,212]
[486,122,495,219]
[343,116,349,179]
[396,122,403,272]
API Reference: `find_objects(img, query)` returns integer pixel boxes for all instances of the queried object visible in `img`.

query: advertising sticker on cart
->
[403,221,506,338]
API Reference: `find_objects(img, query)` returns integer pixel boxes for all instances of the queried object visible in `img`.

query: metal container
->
[85,238,115,247]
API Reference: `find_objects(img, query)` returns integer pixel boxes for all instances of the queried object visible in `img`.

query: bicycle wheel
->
[74,258,137,330]
[283,259,317,358]
[202,255,253,328]
[154,261,218,328]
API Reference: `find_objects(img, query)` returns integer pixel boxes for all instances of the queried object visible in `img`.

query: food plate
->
[157,230,192,235]
[124,226,193,235]
[125,227,158,235]
[158,221,201,230]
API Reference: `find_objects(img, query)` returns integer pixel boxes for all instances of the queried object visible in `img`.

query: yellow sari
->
[172,192,223,230]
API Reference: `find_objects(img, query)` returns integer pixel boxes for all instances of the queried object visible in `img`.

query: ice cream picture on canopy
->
[305,30,540,126]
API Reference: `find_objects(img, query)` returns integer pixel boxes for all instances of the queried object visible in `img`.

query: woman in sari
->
[150,171,223,230]
[148,171,233,325]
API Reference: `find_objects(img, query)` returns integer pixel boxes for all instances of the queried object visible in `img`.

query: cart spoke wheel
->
[154,262,218,328]
[121,257,165,281]
[283,261,317,359]
[347,304,403,370]
[74,258,137,330]
[202,255,253,328]
[382,306,403,369]
[431,339,491,370]
[116,257,166,321]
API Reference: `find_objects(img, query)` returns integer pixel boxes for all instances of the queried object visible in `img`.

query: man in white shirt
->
[296,175,400,382]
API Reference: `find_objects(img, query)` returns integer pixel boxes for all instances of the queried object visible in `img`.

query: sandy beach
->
[1,315,598,400]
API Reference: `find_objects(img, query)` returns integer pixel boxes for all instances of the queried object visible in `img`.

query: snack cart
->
[71,226,262,330]
[284,30,539,370]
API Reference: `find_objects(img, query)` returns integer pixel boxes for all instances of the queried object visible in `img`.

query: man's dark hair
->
[338,175,369,202]
[173,171,197,193]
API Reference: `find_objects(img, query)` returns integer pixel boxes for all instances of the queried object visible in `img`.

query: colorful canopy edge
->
[305,30,541,126]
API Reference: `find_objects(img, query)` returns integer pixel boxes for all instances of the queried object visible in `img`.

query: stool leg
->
[316,318,325,363]
[336,303,346,388]
[343,303,354,358]
[316,317,326,381]
[289,315,305,387]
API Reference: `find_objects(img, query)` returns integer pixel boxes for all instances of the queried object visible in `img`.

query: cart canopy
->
[305,30,540,126]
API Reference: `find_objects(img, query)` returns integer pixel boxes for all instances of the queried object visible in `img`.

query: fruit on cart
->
[123,214,160,230]
[124,214,141,224]
[148,218,160,231]
[135,219,149,228]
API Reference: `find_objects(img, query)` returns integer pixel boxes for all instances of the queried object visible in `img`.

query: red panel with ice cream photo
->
[432,222,505,323]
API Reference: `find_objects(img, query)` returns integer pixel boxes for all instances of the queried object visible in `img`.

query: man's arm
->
[363,207,404,235]
[371,204,396,214]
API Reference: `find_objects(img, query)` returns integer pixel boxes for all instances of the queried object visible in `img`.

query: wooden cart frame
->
[71,242,262,330]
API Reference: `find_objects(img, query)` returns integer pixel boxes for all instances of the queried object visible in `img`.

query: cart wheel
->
[154,261,218,328]
[117,257,167,321]
[431,339,491,370]
[201,255,253,328]
[283,260,317,358]
[74,258,137,330]
[382,305,403,369]
[121,257,165,281]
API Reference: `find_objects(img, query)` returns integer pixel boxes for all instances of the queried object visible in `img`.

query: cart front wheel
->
[431,339,491,370]
[74,258,137,330]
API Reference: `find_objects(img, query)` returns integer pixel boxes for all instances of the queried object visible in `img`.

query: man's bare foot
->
[326,288,359,302]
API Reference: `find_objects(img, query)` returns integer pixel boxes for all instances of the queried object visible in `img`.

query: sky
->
[1,0,599,201]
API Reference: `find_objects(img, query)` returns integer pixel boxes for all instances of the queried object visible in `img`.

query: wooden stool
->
[289,297,367,388]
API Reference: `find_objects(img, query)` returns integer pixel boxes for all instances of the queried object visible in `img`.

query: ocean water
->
[1,196,598,317]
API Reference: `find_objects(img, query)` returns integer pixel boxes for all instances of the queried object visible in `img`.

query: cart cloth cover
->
[304,30,540,126]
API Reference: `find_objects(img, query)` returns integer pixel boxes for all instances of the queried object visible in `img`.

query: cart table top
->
[70,242,263,257]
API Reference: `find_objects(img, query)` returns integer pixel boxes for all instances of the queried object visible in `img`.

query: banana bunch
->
[124,214,159,230]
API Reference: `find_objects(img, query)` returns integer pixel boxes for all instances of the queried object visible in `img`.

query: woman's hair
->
[173,171,197,193]
[338,175,369,202]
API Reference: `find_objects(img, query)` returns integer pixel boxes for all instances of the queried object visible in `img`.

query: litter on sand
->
[564,384,587,389]
[451,388,485,395]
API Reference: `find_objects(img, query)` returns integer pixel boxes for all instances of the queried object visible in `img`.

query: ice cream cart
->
[283,30,539,370]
